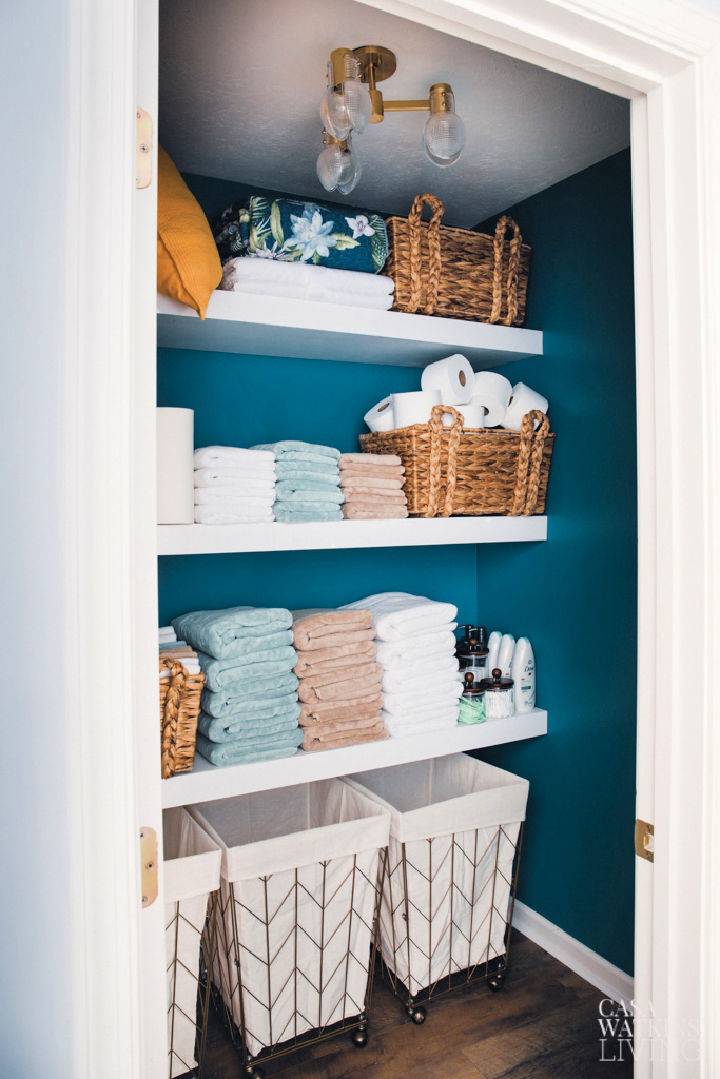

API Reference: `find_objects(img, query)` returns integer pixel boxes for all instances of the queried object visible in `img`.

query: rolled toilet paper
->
[442,401,486,429]
[391,390,441,428]
[502,382,549,432]
[470,371,512,427]
[157,407,194,524]
[364,395,395,433]
[421,354,474,405]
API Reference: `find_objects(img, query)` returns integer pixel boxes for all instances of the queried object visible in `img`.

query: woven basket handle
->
[509,410,550,516]
[489,215,523,327]
[427,404,463,517]
[407,194,444,315]
[160,657,187,780]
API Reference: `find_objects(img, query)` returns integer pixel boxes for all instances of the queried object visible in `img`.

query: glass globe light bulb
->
[336,150,362,195]
[342,78,372,134]
[423,110,465,166]
[320,88,352,140]
[316,144,344,192]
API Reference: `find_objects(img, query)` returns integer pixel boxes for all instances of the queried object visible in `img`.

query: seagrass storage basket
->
[359,406,554,518]
[159,656,204,778]
[385,194,531,325]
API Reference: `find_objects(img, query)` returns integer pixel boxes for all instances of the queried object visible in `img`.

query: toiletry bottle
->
[498,633,515,678]
[486,630,502,675]
[511,637,535,713]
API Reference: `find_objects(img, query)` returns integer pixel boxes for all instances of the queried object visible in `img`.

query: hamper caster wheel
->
[488,972,506,992]
[406,1003,426,1024]
[351,1023,369,1048]
[244,1065,266,1078]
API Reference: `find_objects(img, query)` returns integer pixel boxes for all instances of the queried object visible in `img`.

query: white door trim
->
[64,1,720,1074]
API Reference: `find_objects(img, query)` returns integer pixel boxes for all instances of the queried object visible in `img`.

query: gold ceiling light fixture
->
[316,45,466,195]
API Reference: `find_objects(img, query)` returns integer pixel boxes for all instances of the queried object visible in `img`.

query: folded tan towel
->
[297,660,381,692]
[343,493,408,506]
[343,505,410,520]
[302,712,383,737]
[303,722,389,752]
[340,474,405,491]
[300,693,383,725]
[298,666,382,703]
[295,640,375,677]
[292,608,373,651]
[339,464,405,480]
[340,453,402,468]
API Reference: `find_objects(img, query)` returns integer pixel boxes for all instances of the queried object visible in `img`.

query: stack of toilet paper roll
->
[362,355,549,434]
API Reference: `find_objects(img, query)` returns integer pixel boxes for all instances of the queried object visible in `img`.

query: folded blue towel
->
[275,482,344,504]
[276,461,340,481]
[198,704,301,743]
[198,691,299,728]
[196,728,303,767]
[274,505,344,523]
[198,647,297,691]
[253,441,340,462]
[202,672,299,718]
[172,607,292,660]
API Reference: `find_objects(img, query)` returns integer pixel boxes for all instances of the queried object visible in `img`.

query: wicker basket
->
[385,194,530,325]
[159,657,204,779]
[359,405,553,517]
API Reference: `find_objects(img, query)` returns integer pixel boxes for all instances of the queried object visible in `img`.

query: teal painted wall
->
[159,154,636,972]
[475,150,637,973]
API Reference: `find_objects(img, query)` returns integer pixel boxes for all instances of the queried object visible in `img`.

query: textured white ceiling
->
[159,0,629,226]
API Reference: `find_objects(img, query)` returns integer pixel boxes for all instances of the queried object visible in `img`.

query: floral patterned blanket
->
[213,195,389,274]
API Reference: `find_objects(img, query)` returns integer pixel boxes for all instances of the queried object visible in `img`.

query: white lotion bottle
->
[498,633,515,678]
[486,630,502,675]
[511,637,535,713]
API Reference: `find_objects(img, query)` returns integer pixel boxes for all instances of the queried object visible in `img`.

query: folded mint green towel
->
[202,672,299,718]
[198,705,301,743]
[253,440,340,461]
[198,647,297,691]
[196,728,303,767]
[276,461,340,481]
[199,691,298,727]
[172,607,292,660]
[275,482,343,504]
[274,505,344,523]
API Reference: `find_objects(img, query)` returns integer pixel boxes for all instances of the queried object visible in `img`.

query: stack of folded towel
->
[193,447,276,526]
[221,259,395,311]
[158,625,201,678]
[252,441,344,523]
[342,592,461,737]
[292,609,387,751]
[170,606,302,767]
[339,453,408,520]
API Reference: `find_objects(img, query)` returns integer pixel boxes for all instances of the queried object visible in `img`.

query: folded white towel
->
[194,468,276,493]
[382,683,463,716]
[382,658,460,692]
[384,711,459,737]
[194,488,275,508]
[375,628,458,665]
[342,592,458,641]
[193,446,276,471]
[158,626,176,642]
[221,257,395,297]
[160,659,201,678]
[194,506,274,525]
[221,277,393,310]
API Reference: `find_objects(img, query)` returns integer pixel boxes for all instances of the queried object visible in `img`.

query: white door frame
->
[64,1,720,1075]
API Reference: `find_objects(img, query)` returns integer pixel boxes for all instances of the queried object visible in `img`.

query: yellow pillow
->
[157,146,222,319]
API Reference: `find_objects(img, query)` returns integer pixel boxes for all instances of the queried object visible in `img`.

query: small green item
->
[458,695,486,725]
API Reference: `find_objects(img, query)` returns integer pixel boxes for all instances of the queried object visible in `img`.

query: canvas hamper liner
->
[163,808,222,1079]
[344,756,529,998]
[189,780,390,1059]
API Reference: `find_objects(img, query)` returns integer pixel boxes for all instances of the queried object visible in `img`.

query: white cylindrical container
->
[486,630,502,674]
[157,407,194,524]
[479,669,514,720]
[470,371,512,427]
[421,354,474,405]
[443,401,486,429]
[364,395,395,433]
[511,637,536,713]
[497,633,515,678]
[391,390,441,428]
[502,383,549,432]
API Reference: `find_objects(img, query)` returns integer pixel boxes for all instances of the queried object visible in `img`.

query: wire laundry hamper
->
[190,781,390,1078]
[345,756,528,1023]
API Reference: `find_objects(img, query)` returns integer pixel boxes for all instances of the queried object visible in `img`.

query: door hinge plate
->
[635,818,655,862]
[140,826,158,906]
[136,107,153,189]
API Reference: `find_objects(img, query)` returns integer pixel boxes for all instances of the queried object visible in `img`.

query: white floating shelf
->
[162,709,547,808]
[157,291,542,369]
[157,515,547,555]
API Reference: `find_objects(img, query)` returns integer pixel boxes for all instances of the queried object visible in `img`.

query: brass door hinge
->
[635,819,655,863]
[136,107,153,189]
[140,826,158,906]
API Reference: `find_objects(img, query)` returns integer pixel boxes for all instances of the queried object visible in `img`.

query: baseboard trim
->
[512,900,634,1003]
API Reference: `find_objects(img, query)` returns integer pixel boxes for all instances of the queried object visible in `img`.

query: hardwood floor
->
[202,932,634,1078]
